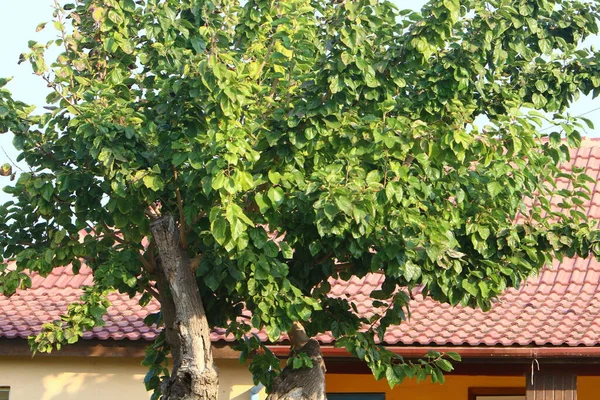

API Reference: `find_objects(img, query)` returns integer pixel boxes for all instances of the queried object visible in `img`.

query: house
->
[1,140,600,400]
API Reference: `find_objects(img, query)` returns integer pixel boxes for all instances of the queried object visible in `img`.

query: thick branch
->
[151,215,218,400]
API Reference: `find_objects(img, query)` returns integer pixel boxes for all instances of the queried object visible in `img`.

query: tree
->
[2,0,600,398]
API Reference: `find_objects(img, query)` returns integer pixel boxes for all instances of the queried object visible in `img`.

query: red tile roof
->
[2,139,600,348]
[0,266,160,341]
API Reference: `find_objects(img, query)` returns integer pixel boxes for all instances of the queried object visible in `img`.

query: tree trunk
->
[267,325,326,400]
[151,216,219,400]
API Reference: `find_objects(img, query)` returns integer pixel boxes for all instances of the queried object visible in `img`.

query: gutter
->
[266,345,600,359]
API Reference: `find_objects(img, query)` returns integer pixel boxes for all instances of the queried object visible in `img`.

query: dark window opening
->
[328,393,385,400]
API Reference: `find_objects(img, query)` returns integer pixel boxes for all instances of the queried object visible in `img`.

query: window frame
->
[468,387,526,400]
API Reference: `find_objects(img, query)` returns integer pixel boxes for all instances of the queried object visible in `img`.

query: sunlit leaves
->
[1,0,600,395]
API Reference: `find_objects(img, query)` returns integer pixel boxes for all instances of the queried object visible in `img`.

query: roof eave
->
[268,344,600,359]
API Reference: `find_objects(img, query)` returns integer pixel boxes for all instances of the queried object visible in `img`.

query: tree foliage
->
[2,0,600,397]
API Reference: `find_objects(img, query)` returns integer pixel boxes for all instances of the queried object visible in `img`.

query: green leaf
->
[212,172,226,190]
[123,0,136,11]
[268,170,281,185]
[535,80,549,93]
[280,242,293,259]
[487,182,503,199]
[366,170,381,185]
[403,262,421,281]
[212,217,227,245]
[335,196,354,216]
[143,175,164,192]
[532,93,547,108]
[443,0,459,19]
[478,280,490,298]
[385,365,400,388]
[108,10,124,25]
[267,187,284,207]
[54,230,66,244]
[41,183,53,201]
[92,7,105,22]
[462,279,478,296]
[255,193,270,213]
[191,36,206,54]
[435,359,454,372]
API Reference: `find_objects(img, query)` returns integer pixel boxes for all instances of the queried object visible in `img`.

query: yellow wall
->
[1,356,599,400]
[327,374,523,400]
[327,373,600,400]
[0,357,260,400]
[577,377,599,400]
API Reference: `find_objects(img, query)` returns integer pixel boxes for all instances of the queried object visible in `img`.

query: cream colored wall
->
[0,356,149,400]
[219,360,266,400]
[0,357,262,400]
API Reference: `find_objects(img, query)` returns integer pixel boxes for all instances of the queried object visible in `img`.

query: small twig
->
[368,299,394,332]
[100,221,126,244]
[52,0,70,55]
[52,0,78,96]
[85,221,99,235]
[334,262,353,272]
[135,278,159,300]
[139,238,156,273]
[144,208,158,219]
[313,251,334,266]
[256,39,276,85]
[138,254,155,274]
[1,147,24,172]
[148,202,161,218]
[173,167,188,249]
[190,254,204,273]
[42,75,81,115]
[146,284,160,300]
[402,154,415,167]
[142,281,160,300]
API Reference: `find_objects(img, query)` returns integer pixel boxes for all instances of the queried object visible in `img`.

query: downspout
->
[250,383,264,400]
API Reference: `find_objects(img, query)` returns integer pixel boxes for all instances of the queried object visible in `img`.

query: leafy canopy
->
[2,0,600,392]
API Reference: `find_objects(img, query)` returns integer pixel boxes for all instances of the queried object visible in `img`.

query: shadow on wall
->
[40,372,148,400]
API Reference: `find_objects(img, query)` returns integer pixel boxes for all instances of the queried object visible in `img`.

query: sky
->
[1,0,600,204]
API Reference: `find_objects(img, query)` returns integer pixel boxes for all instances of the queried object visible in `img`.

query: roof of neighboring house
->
[1,139,600,349]
[0,265,159,341]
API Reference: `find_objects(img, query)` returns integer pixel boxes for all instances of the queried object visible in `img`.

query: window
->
[328,393,385,400]
[468,387,525,400]
[0,387,9,400]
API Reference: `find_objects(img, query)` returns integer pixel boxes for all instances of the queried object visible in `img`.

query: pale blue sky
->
[1,0,600,204]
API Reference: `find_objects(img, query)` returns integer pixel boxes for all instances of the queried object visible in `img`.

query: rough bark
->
[151,216,219,400]
[267,324,326,400]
